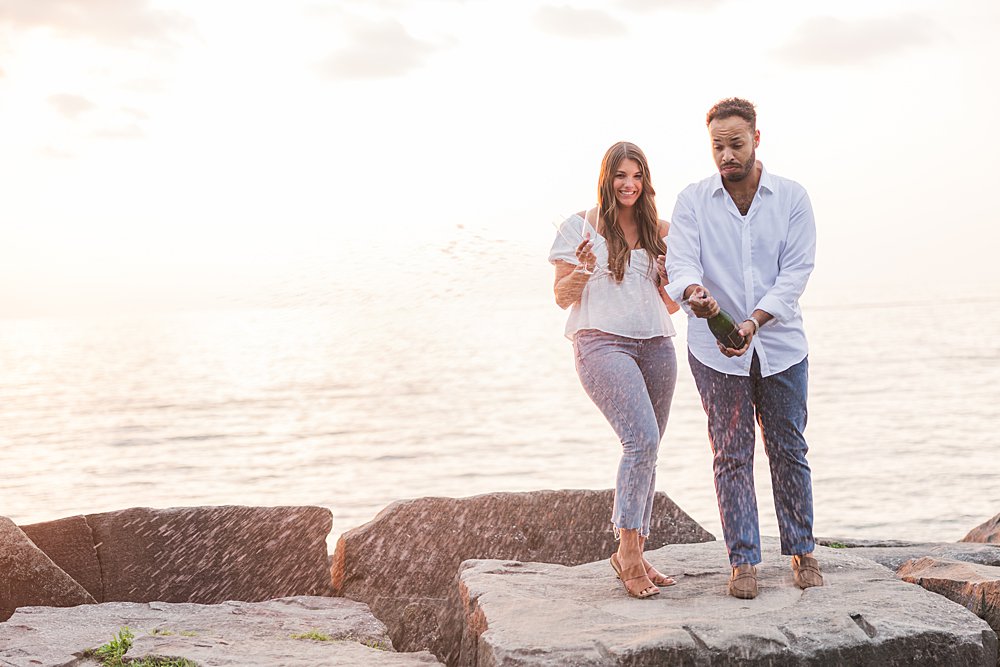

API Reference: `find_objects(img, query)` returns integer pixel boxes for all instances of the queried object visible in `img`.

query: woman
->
[548,141,679,599]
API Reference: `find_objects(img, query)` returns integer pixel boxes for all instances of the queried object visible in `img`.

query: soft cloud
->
[0,0,192,47]
[307,0,484,14]
[39,145,74,159]
[535,5,627,38]
[773,15,937,66]
[618,0,726,11]
[121,106,149,121]
[48,93,95,119]
[120,77,168,93]
[318,18,440,80]
[94,123,144,139]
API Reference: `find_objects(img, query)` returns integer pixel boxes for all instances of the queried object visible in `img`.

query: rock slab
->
[0,516,96,622]
[19,514,103,601]
[455,539,998,666]
[86,505,335,603]
[331,489,714,659]
[816,540,1000,572]
[899,557,1000,639]
[964,513,1000,545]
[0,596,442,666]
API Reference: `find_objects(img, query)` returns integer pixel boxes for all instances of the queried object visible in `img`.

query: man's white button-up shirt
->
[665,164,816,377]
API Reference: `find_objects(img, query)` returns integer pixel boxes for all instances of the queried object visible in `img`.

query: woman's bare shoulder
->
[658,219,670,236]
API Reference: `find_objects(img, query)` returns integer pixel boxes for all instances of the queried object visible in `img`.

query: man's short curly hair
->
[706,97,756,129]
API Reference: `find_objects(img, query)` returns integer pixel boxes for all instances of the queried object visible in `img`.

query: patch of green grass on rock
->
[291,630,332,641]
[85,626,199,667]
[86,627,134,666]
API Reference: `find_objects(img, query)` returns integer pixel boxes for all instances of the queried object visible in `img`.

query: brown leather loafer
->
[791,554,824,589]
[728,563,758,599]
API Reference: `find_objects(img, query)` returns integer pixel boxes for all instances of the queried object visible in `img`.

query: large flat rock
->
[332,489,713,659]
[85,505,335,603]
[0,516,96,622]
[898,557,1000,639]
[0,596,441,666]
[454,539,998,666]
[816,539,1000,571]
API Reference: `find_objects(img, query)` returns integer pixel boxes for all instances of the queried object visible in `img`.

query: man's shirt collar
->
[710,162,774,196]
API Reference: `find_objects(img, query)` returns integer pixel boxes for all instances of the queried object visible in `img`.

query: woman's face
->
[612,158,643,208]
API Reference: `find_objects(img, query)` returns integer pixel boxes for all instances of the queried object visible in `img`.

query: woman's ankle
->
[617,528,643,561]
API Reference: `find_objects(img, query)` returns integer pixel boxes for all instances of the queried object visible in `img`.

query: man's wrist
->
[748,314,763,334]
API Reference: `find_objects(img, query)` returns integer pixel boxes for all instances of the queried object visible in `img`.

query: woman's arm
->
[656,220,680,314]
[552,232,597,309]
[553,260,590,309]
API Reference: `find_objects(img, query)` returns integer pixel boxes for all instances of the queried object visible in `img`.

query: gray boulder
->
[0,596,441,666]
[331,489,713,659]
[816,538,1000,571]
[85,505,335,603]
[0,516,96,622]
[20,514,103,601]
[454,538,998,666]
[898,557,1000,639]
[963,514,1000,544]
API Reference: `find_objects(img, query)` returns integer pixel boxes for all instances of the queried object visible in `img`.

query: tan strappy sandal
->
[611,552,676,587]
[645,563,677,587]
[610,553,659,599]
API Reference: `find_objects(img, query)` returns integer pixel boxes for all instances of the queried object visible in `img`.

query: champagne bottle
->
[707,308,746,349]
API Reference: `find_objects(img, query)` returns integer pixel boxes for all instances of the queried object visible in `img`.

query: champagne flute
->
[551,211,606,275]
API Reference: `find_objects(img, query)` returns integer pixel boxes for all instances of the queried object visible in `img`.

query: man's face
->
[709,116,759,183]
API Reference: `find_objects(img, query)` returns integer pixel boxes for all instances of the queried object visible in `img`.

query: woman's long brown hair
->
[597,142,665,283]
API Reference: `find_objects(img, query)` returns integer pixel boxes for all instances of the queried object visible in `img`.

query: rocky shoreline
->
[1,491,998,666]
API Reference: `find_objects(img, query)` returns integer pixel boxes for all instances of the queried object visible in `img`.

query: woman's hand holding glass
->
[575,232,598,275]
[655,254,668,286]
[552,213,605,276]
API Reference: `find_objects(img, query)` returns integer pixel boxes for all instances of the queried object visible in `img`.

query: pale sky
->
[2,0,998,316]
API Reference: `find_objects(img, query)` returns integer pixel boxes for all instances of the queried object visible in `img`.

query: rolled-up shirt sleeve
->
[665,189,703,303]
[754,191,816,323]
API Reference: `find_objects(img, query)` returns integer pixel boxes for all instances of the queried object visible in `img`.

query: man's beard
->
[720,150,755,183]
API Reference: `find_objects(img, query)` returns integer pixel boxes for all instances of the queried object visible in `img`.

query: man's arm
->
[754,190,816,323]
[664,191,704,305]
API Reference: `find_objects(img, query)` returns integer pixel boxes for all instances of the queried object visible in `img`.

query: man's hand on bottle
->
[685,286,720,319]
[717,323,754,358]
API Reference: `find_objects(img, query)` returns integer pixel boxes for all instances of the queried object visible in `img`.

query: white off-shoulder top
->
[548,213,676,341]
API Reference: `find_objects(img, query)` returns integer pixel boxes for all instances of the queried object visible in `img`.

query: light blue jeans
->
[573,330,677,537]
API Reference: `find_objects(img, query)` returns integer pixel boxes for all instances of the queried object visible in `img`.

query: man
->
[660,97,822,599]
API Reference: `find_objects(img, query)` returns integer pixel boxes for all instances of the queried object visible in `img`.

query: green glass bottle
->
[708,308,746,349]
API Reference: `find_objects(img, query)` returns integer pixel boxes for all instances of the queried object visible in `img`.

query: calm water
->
[2,236,998,550]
